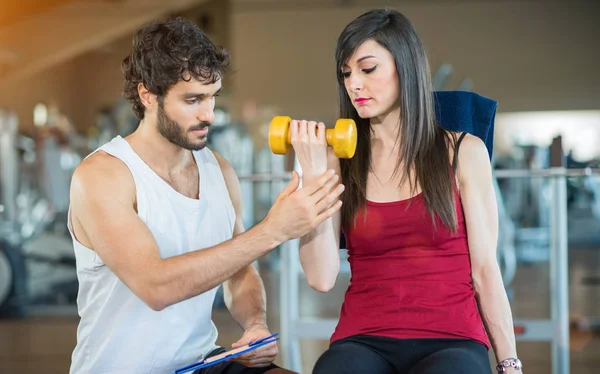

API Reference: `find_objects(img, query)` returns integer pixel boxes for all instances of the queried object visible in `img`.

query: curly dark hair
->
[122,17,230,120]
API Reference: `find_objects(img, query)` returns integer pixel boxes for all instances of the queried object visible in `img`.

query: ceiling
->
[0,0,75,28]
[0,0,208,85]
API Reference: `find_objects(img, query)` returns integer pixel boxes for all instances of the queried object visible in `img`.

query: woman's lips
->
[355,98,371,104]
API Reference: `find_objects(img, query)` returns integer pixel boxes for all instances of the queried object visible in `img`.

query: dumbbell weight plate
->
[268,116,292,155]
[332,119,357,159]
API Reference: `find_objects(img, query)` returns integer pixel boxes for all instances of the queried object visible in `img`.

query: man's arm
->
[215,152,267,330]
[215,152,282,368]
[70,151,342,312]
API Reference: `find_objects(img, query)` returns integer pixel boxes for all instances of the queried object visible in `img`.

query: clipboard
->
[174,333,280,374]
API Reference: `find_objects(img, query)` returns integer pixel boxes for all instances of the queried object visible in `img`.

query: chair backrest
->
[433,90,497,160]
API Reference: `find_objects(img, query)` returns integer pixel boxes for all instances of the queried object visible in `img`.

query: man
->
[68,17,343,374]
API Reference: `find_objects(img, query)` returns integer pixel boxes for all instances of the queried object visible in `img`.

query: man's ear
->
[138,83,157,111]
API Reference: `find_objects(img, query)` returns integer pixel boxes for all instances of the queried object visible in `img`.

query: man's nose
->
[197,106,214,124]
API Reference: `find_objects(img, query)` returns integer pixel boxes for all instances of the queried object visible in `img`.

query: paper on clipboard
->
[174,333,280,374]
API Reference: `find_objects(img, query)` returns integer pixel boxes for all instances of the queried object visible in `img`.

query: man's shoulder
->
[207,149,242,211]
[209,149,238,182]
[76,151,131,182]
[71,151,135,202]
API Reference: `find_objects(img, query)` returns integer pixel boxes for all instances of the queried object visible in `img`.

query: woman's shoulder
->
[443,130,487,167]
[454,132,488,162]
[443,130,491,188]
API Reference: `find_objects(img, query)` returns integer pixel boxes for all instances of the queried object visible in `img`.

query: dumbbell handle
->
[285,129,335,146]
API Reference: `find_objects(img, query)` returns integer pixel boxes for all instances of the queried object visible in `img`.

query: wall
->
[0,60,79,133]
[69,35,134,131]
[230,0,600,126]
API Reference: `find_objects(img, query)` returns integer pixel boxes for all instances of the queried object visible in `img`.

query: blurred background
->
[0,0,599,373]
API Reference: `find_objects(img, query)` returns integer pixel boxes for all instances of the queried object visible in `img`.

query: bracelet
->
[496,357,523,372]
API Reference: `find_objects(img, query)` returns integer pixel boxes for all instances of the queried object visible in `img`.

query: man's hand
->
[230,324,278,368]
[263,170,344,244]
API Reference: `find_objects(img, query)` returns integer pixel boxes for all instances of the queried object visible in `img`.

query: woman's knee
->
[312,342,393,374]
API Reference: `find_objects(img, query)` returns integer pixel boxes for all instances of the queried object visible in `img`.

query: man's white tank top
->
[68,136,235,374]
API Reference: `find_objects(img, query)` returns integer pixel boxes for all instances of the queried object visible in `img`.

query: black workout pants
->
[313,335,491,374]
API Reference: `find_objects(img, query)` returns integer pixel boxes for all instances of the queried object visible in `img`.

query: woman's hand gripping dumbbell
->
[268,116,357,159]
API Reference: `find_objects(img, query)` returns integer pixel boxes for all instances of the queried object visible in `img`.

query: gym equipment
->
[0,109,27,317]
[494,176,517,292]
[432,63,453,90]
[207,108,255,309]
[432,63,474,93]
[0,108,79,318]
[236,166,600,374]
[268,116,357,159]
[0,239,27,318]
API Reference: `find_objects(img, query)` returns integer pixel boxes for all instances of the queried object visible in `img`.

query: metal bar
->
[279,238,291,370]
[0,110,19,224]
[280,237,302,372]
[495,168,600,178]
[291,318,557,341]
[270,162,302,372]
[288,238,302,372]
[236,168,600,182]
[238,173,293,182]
[294,319,337,339]
[276,172,291,370]
[512,319,555,342]
[550,170,570,374]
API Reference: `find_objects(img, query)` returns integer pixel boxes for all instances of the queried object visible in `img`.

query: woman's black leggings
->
[313,335,491,374]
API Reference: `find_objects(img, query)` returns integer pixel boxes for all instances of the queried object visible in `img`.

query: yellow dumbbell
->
[268,116,357,159]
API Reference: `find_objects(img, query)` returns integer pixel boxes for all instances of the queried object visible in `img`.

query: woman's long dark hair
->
[336,9,459,232]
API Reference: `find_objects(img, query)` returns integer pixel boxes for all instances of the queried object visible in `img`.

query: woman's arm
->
[290,119,344,293]
[457,134,521,372]
[299,149,343,292]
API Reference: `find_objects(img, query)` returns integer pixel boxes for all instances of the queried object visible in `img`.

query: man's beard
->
[157,101,210,151]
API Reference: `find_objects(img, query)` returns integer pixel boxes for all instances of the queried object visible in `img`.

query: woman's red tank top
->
[331,184,491,350]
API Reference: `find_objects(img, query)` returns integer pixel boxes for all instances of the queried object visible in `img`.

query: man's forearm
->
[223,264,268,330]
[474,265,518,362]
[142,222,278,311]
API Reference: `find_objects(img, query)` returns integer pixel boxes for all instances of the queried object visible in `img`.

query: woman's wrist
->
[301,169,328,183]
[496,357,522,372]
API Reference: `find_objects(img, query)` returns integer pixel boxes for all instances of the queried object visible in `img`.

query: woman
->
[289,9,522,374]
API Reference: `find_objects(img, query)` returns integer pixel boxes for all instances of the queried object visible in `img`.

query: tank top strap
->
[452,131,468,173]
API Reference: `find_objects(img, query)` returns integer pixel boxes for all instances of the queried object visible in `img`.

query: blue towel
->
[433,90,497,160]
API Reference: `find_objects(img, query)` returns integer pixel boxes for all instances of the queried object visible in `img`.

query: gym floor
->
[0,241,598,374]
